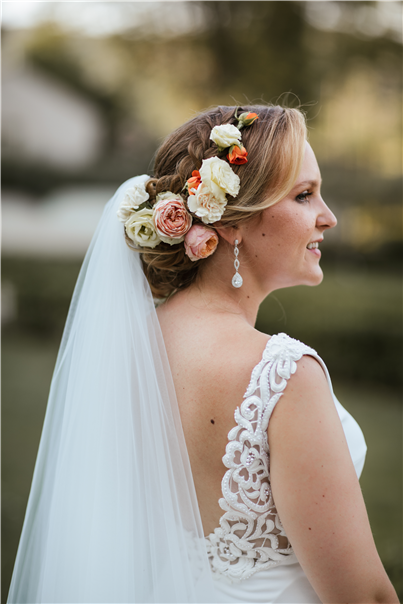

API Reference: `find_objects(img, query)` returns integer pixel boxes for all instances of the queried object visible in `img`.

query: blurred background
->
[2,1,402,600]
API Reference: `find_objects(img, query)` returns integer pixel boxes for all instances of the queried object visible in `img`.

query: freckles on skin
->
[240,142,334,292]
[253,200,320,286]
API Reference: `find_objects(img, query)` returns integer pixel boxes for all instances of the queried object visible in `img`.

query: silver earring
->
[232,240,243,288]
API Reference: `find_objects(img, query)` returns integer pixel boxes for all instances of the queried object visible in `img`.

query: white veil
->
[8,176,215,603]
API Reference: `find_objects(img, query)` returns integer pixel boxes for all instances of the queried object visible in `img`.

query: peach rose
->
[154,194,192,245]
[184,224,219,261]
[227,145,248,165]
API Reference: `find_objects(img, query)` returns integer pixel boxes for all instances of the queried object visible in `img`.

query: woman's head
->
[225,141,337,296]
[135,104,308,298]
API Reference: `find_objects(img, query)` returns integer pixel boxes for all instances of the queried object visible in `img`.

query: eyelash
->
[296,190,312,203]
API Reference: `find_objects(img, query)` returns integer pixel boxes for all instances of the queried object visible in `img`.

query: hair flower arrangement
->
[118,184,193,249]
[209,110,258,166]
[185,110,258,224]
[118,108,259,261]
[187,157,240,225]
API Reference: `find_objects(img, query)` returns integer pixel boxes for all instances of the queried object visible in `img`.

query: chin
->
[305,268,324,286]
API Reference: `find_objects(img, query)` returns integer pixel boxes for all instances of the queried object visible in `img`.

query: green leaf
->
[136,201,153,211]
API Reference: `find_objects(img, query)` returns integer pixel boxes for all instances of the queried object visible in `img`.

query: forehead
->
[295,142,321,186]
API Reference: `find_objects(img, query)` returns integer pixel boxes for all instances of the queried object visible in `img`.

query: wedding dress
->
[203,332,367,603]
[7,177,367,604]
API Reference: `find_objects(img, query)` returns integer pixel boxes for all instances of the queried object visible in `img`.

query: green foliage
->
[256,266,402,386]
[180,1,398,108]
[2,257,82,339]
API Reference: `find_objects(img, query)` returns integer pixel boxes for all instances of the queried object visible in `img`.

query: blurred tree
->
[195,2,311,102]
[186,2,401,110]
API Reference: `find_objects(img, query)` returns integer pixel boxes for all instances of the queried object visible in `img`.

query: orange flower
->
[187,170,202,193]
[227,145,248,165]
[245,112,258,123]
[184,224,219,261]
[237,111,259,129]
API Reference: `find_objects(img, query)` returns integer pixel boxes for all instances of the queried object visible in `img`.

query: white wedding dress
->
[202,332,367,604]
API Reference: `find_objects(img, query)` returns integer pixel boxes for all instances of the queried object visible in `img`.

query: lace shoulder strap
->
[243,333,319,433]
[221,333,319,511]
[206,333,322,582]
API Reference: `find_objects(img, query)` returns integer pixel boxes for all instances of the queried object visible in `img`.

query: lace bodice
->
[205,333,319,583]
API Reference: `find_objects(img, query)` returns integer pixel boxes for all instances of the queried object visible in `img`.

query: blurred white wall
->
[2,187,116,257]
[2,64,106,170]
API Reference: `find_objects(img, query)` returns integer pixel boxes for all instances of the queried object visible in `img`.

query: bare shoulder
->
[274,353,333,410]
[268,353,339,455]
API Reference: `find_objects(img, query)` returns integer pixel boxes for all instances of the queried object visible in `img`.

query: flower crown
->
[117,110,258,261]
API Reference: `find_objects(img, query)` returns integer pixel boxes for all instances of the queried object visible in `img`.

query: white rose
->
[187,182,227,224]
[199,156,240,198]
[124,208,161,248]
[210,124,241,150]
[117,183,150,223]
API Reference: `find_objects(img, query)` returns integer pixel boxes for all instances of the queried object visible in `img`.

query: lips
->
[306,238,323,250]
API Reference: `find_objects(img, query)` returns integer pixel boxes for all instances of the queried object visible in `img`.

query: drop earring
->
[232,239,243,288]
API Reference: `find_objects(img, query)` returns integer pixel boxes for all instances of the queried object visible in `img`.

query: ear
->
[213,222,242,245]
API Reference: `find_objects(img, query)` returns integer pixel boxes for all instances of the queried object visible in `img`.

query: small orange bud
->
[245,112,258,123]
[236,111,259,130]
[227,145,248,165]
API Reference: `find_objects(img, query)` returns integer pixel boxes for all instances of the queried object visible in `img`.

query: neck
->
[181,252,268,328]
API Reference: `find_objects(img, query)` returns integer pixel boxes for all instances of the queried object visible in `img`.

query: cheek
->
[258,210,310,251]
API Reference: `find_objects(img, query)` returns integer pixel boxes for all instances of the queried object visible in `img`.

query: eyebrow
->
[293,179,322,189]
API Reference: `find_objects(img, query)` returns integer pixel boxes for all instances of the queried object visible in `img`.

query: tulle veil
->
[7,176,215,603]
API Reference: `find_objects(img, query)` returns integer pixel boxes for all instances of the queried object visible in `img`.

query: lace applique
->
[205,333,317,583]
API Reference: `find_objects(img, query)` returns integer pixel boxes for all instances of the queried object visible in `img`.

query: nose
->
[317,198,337,230]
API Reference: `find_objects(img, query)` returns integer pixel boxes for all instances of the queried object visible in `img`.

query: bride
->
[8,105,398,604]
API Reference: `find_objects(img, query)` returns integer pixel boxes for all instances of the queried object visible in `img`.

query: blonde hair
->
[139,104,307,298]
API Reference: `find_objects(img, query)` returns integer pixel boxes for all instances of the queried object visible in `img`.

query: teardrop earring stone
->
[232,273,243,288]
